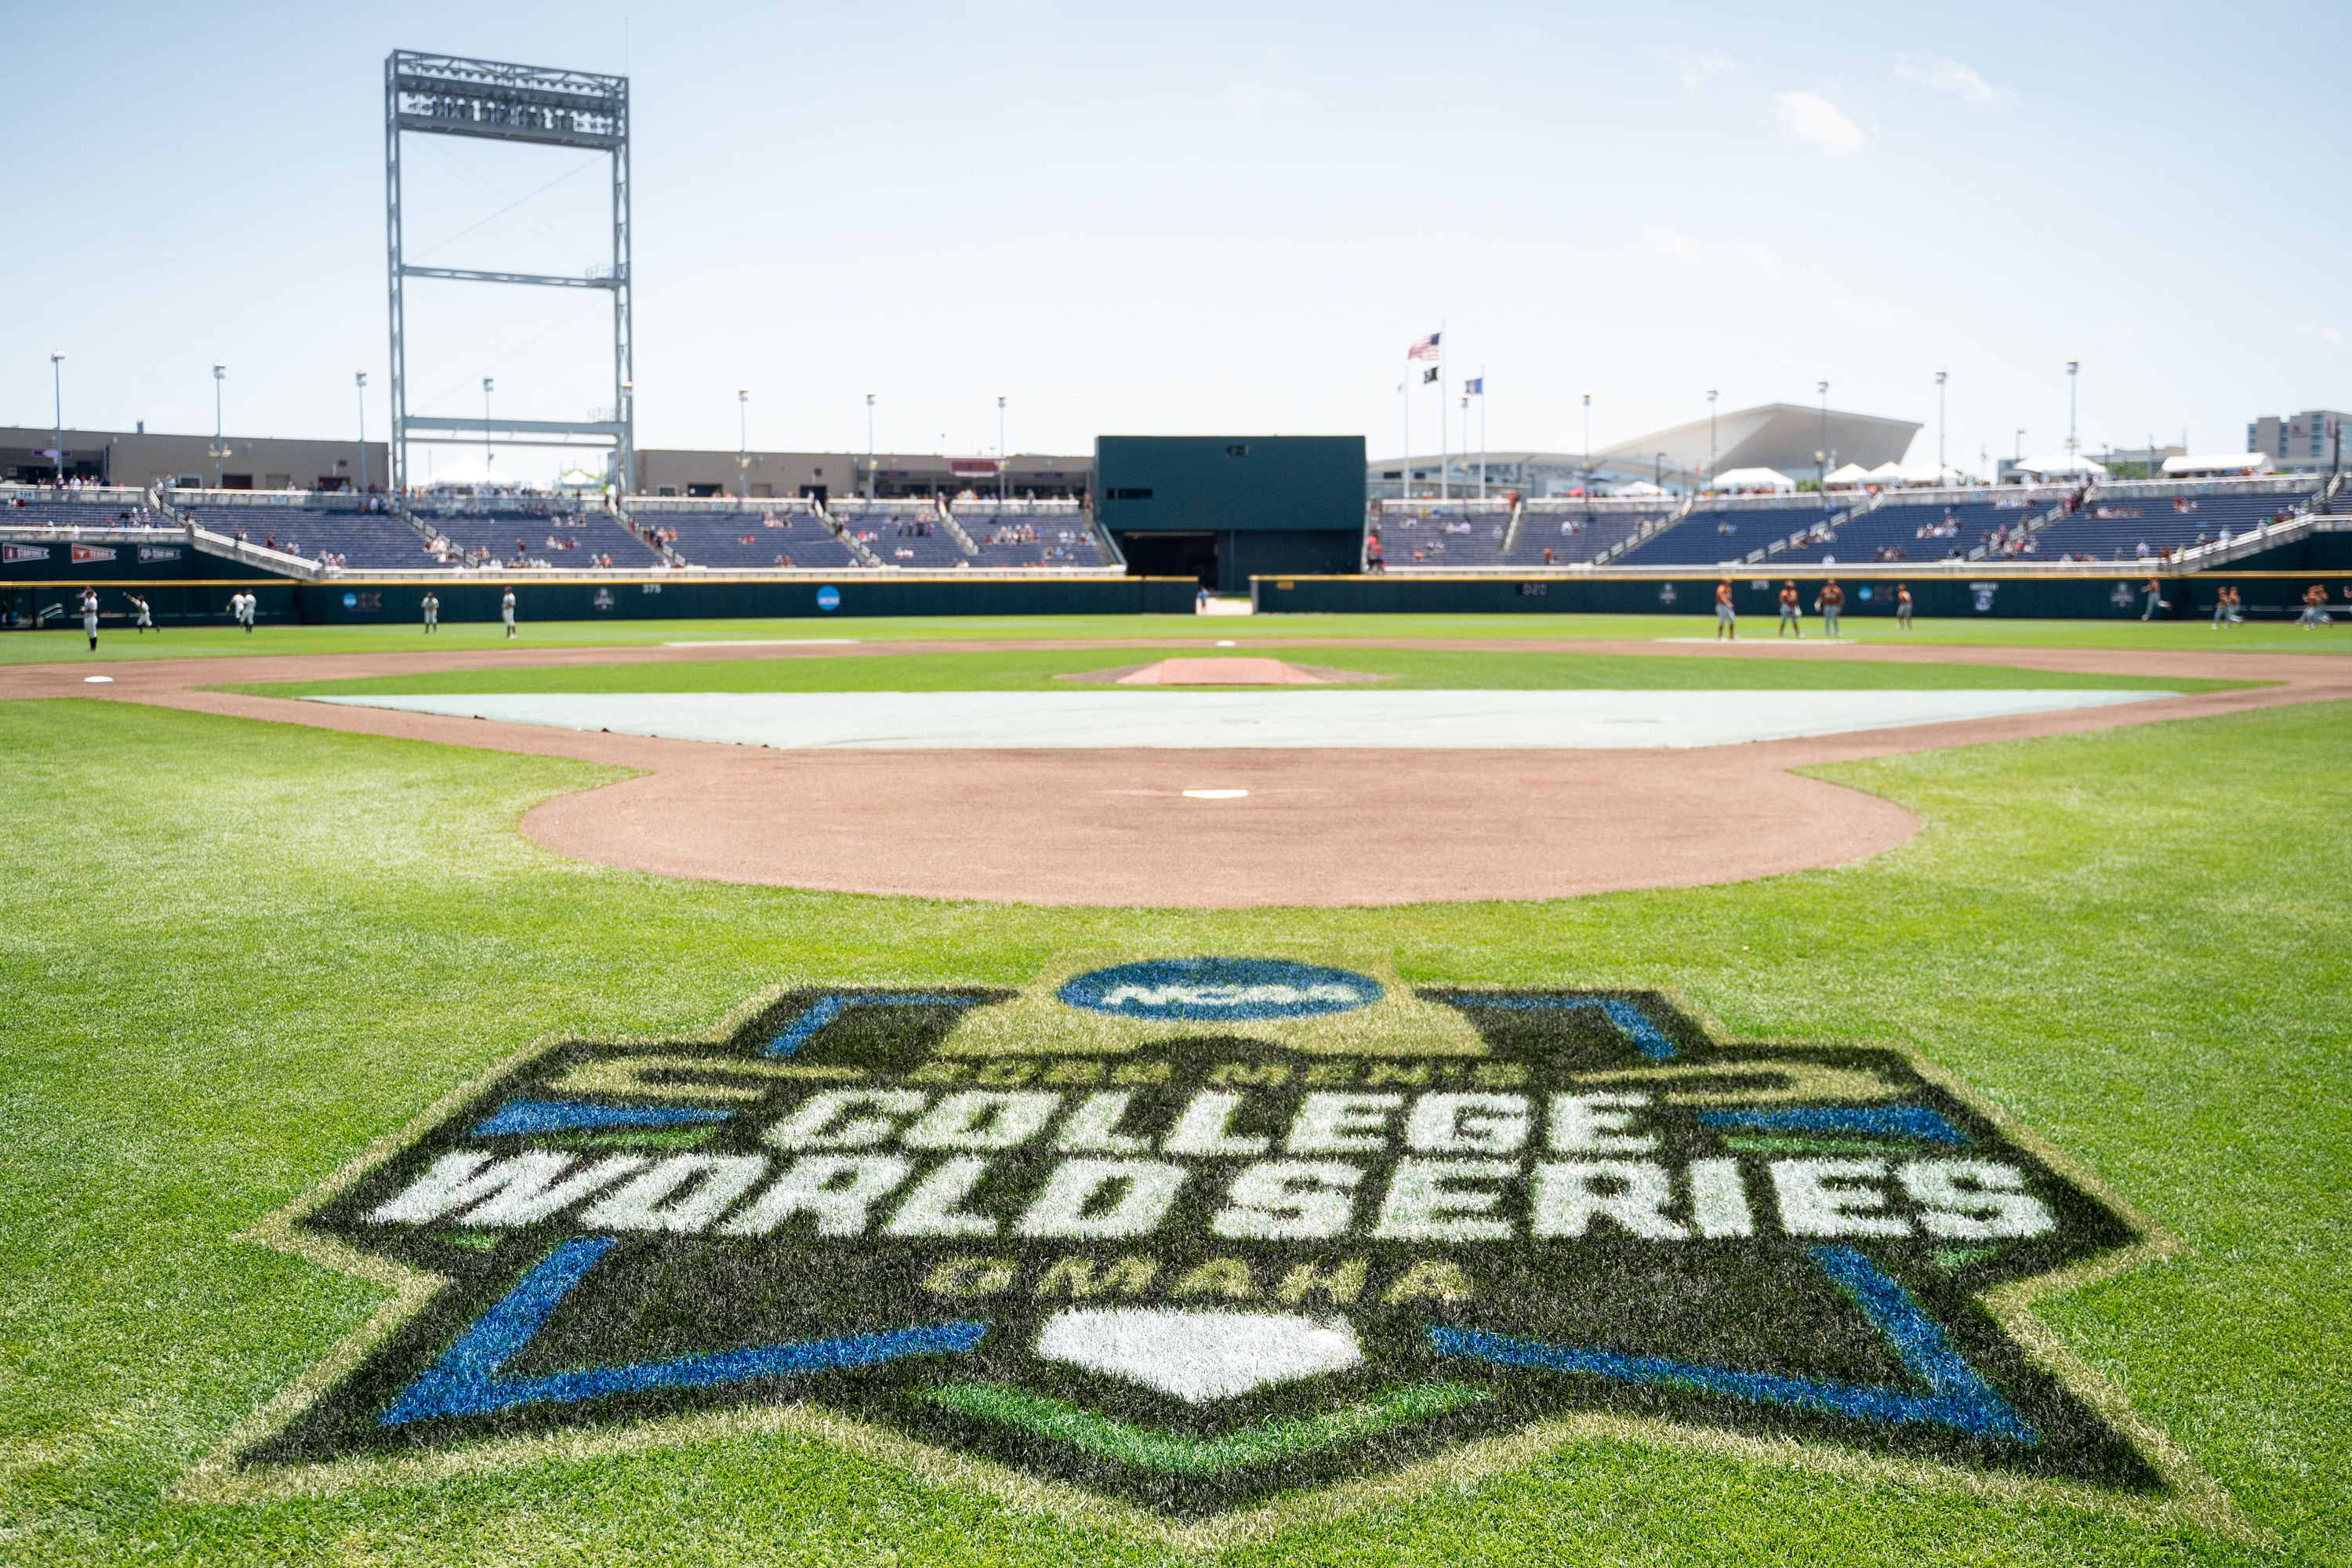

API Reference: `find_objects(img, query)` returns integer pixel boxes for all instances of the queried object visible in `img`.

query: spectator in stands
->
[1366,532,1385,572]
[1896,583,1914,630]
[1715,579,1737,641]
[1777,580,1803,638]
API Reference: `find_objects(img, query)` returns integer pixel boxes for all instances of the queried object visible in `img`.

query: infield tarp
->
[307,688,2172,749]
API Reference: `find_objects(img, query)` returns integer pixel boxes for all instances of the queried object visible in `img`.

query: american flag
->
[1406,332,1440,361]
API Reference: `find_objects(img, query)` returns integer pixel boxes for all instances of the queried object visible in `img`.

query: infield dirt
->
[5,637,2343,906]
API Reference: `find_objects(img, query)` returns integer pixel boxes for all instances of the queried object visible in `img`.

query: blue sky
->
[3,0,2345,478]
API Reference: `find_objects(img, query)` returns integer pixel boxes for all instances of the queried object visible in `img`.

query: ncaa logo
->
[205,954,2206,1526]
[1059,957,1380,1022]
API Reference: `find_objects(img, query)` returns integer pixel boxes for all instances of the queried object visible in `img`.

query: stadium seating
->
[833,501,971,568]
[1371,501,1668,568]
[954,500,1109,568]
[409,499,662,568]
[637,505,864,570]
[1767,499,2029,566]
[1610,499,1843,567]
[0,494,175,530]
[1372,504,1513,567]
[2028,488,2318,561]
[181,502,445,571]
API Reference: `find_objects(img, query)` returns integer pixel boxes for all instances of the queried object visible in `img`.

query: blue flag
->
[1465,378,1484,394]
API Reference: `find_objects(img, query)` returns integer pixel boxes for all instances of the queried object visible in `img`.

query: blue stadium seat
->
[183,502,446,570]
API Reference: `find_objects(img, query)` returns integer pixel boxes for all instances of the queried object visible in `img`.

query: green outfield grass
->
[4,611,2348,664]
[227,647,2247,699]
[2,693,2344,1566]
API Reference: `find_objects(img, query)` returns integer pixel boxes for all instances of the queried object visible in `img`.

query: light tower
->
[385,52,631,494]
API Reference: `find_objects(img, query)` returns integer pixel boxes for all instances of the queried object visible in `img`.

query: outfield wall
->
[1254,570,2352,621]
[1,574,1203,630]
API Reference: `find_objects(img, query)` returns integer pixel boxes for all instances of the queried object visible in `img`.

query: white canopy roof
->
[2162,452,2272,477]
[2013,453,2109,477]
[423,453,525,490]
[1826,463,1875,485]
[1893,460,1962,485]
[1711,466,1795,492]
[1612,479,1670,496]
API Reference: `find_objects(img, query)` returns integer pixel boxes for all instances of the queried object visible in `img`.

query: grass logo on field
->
[221,953,2193,1520]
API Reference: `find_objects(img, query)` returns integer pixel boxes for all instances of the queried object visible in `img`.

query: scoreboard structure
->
[1094,436,1365,591]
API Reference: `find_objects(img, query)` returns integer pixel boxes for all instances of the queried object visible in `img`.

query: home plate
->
[1036,1308,1363,1402]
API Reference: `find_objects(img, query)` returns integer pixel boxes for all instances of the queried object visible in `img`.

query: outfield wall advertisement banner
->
[223,955,2191,1521]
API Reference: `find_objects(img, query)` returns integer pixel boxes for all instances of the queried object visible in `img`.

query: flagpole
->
[1439,322,1448,504]
[1399,382,1410,500]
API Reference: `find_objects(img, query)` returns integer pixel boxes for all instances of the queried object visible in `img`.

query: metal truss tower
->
[385,51,631,493]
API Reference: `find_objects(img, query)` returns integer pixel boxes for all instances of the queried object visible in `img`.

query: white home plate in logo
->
[1036,1309,1363,1403]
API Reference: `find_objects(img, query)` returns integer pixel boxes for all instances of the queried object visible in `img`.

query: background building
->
[2247,412,2348,474]
[1,426,386,492]
[632,448,1089,501]
[1369,402,1922,499]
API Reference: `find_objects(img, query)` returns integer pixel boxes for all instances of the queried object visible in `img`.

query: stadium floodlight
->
[866,393,877,501]
[482,377,495,474]
[2065,361,2080,467]
[212,363,227,489]
[1706,389,1718,492]
[998,396,1007,503]
[738,390,750,500]
[386,51,631,494]
[49,353,64,486]
[356,372,369,494]
[1817,380,1831,510]
[1581,393,1593,517]
[1935,370,1948,477]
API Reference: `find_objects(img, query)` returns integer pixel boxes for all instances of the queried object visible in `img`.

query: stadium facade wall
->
[0,574,1201,629]
[0,426,388,492]
[1254,570,2352,621]
[635,448,1092,500]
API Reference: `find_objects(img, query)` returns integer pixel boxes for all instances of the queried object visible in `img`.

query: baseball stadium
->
[5,22,2350,1568]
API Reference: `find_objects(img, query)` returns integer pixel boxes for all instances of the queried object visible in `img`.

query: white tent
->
[423,452,524,490]
[1611,479,1670,496]
[1826,463,1875,485]
[2162,452,2271,477]
[1864,461,1908,482]
[1711,466,1795,492]
[2013,453,2109,478]
[1894,461,1962,485]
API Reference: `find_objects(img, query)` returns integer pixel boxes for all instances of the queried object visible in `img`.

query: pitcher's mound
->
[1059,658,1388,686]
